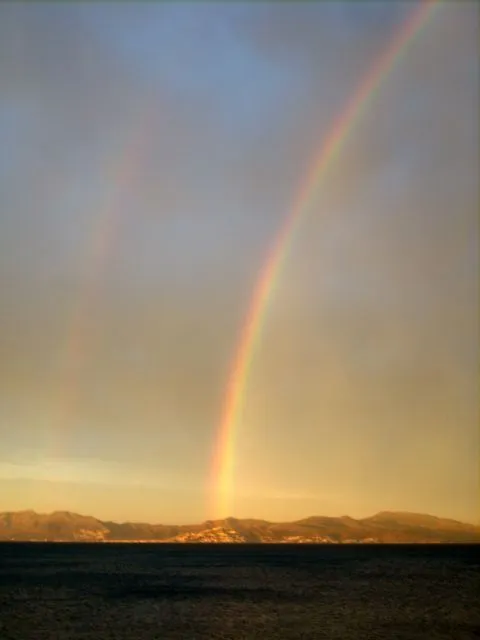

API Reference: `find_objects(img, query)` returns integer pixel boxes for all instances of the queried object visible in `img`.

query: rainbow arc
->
[209,0,439,519]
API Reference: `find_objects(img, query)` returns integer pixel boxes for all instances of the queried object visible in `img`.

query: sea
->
[1,543,479,639]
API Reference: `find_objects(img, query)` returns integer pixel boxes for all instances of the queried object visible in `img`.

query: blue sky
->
[0,1,478,524]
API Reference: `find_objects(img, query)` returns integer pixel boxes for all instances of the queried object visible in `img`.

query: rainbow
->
[210,0,440,518]
[49,104,156,456]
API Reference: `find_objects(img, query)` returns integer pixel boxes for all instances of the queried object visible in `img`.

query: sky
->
[0,1,478,525]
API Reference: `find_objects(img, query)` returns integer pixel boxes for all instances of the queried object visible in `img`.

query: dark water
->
[1,543,479,639]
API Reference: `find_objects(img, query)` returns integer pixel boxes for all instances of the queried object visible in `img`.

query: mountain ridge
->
[1,509,479,543]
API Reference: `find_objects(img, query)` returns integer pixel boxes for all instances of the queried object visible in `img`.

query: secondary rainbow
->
[49,104,156,456]
[210,0,440,518]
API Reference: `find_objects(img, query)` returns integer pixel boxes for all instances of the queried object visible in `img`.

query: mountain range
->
[1,510,479,543]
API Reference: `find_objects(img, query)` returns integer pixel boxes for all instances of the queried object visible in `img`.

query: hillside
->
[0,510,479,543]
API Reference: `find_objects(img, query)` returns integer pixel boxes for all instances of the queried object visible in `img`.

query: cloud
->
[0,455,193,490]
